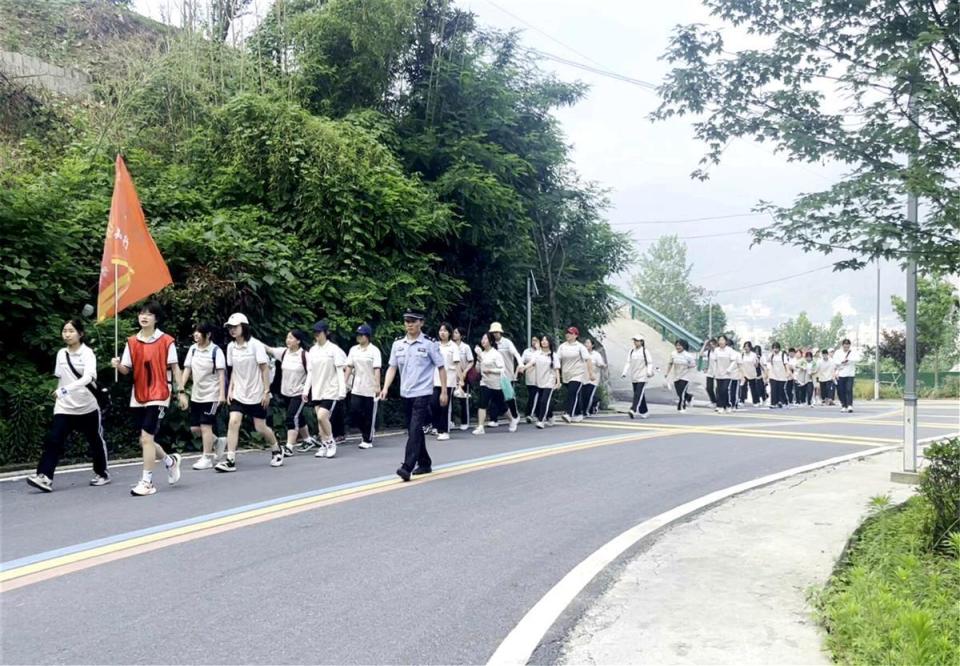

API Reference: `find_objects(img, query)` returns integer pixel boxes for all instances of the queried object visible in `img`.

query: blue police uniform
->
[388,330,445,475]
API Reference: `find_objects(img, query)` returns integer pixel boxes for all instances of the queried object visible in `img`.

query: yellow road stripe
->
[574,421,896,445]
[1,430,686,590]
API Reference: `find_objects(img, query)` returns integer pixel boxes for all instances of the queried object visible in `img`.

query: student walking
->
[302,320,347,458]
[266,329,318,458]
[379,309,447,481]
[344,324,382,449]
[833,338,860,412]
[739,342,762,406]
[753,344,768,405]
[622,335,653,419]
[785,349,798,407]
[520,336,540,423]
[795,351,814,406]
[431,322,460,441]
[558,327,594,422]
[583,339,606,416]
[214,313,283,472]
[764,343,791,408]
[27,319,110,493]
[472,333,511,435]
[666,339,696,411]
[711,335,738,413]
[488,322,523,427]
[529,335,560,428]
[817,349,837,406]
[111,301,186,496]
[183,322,228,470]
[451,326,474,431]
[700,338,718,407]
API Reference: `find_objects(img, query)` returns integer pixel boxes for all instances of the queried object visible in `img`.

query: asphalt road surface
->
[1,401,954,665]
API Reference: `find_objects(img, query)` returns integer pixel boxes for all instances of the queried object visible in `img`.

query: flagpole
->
[114,263,119,381]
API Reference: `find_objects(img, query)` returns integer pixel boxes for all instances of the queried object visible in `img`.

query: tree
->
[770,312,846,349]
[891,274,959,367]
[654,0,959,274]
[879,329,907,369]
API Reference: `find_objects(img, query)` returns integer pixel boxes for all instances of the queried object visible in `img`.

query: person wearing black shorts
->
[183,322,227,470]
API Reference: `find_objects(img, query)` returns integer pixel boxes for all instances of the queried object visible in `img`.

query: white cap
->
[225,313,249,326]
[489,322,504,333]
[631,334,643,341]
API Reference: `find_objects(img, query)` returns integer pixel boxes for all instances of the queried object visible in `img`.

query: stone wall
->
[0,50,91,97]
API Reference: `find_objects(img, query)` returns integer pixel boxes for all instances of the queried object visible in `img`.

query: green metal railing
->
[611,289,703,350]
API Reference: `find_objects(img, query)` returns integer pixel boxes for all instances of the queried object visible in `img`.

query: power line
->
[525,47,659,91]
[629,229,752,241]
[712,265,836,294]
[483,0,608,69]
[609,213,770,226]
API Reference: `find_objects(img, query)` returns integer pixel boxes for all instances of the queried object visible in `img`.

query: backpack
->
[128,333,175,403]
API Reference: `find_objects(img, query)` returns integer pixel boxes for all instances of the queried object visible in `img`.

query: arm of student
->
[259,363,271,407]
[63,349,98,392]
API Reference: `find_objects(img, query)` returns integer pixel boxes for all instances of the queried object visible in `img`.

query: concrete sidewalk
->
[557,449,915,665]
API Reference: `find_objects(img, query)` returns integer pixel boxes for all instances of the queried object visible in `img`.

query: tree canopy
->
[769,311,846,350]
[654,0,959,274]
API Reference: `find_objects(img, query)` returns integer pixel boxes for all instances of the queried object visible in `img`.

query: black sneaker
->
[215,457,237,473]
[396,467,411,482]
[412,467,432,476]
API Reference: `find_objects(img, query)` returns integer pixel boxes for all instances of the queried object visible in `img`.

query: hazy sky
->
[133,0,910,344]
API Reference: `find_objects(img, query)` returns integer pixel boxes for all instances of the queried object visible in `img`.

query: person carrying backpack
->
[267,329,319,457]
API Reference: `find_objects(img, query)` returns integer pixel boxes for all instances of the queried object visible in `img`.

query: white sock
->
[142,470,152,483]
[163,455,174,468]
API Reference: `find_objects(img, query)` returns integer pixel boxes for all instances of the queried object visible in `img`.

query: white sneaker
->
[130,479,156,496]
[639,413,648,419]
[314,443,329,458]
[459,424,469,431]
[325,441,337,458]
[26,473,53,493]
[535,421,546,429]
[487,421,500,428]
[547,418,556,426]
[89,474,111,487]
[472,426,485,435]
[437,432,450,441]
[508,417,520,432]
[627,409,636,419]
[525,416,533,424]
[572,415,584,423]
[166,453,182,485]
[192,455,214,470]
[561,414,572,423]
[715,407,722,413]
[358,441,373,449]
[270,451,284,467]
[215,437,227,460]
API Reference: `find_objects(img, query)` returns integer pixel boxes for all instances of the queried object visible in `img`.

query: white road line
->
[487,431,956,666]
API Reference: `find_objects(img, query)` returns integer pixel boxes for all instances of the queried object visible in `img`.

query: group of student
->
[621,334,861,418]
[25,304,611,496]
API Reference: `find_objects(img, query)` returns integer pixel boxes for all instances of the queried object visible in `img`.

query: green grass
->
[816,495,960,665]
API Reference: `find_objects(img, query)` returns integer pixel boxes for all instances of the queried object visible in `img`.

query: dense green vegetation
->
[0,0,630,464]
[817,439,960,665]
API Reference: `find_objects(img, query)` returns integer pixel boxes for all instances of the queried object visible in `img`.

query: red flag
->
[97,155,172,321]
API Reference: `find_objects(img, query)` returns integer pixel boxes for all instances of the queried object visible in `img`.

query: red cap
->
[566,326,579,336]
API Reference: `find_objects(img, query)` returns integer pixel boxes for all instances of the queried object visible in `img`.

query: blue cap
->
[356,324,373,337]
[312,320,329,334]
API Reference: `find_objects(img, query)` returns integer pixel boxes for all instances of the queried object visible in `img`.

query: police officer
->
[379,309,448,481]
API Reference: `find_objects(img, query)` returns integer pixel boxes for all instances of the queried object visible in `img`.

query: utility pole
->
[708,292,713,339]
[875,256,881,401]
[902,90,919,475]
[526,271,539,346]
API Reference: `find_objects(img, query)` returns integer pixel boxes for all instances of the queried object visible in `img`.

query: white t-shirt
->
[227,337,270,405]
[585,350,605,386]
[623,346,653,383]
[184,343,226,403]
[833,348,860,377]
[268,347,308,398]
[700,348,716,378]
[433,340,461,387]
[764,351,791,381]
[495,336,523,378]
[794,358,812,385]
[671,350,697,382]
[558,341,590,384]
[477,348,505,390]
[711,346,739,380]
[121,329,179,407]
[457,340,475,367]
[346,344,382,398]
[520,347,539,386]
[533,349,561,389]
[54,344,99,416]
[305,341,347,400]
[817,357,836,381]
[737,351,758,381]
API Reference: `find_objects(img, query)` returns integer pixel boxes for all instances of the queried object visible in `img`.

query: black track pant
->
[525,384,539,418]
[785,380,796,404]
[401,395,432,473]
[533,386,556,421]
[332,399,345,438]
[38,411,108,479]
[705,377,717,404]
[716,379,733,409]
[349,394,376,443]
[748,378,763,404]
[630,382,648,414]
[820,380,836,401]
[769,379,787,407]
[674,380,690,410]
[583,383,600,415]
[431,386,453,434]
[564,381,583,416]
[836,376,854,409]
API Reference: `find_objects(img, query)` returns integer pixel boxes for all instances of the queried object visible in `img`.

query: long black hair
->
[63,318,86,342]
[540,333,556,364]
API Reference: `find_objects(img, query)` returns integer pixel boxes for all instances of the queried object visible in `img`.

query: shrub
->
[920,438,960,550]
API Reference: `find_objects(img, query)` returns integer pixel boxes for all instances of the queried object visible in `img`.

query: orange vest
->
[128,333,175,403]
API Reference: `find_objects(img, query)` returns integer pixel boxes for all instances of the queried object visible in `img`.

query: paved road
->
[0,401,953,664]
